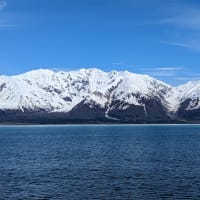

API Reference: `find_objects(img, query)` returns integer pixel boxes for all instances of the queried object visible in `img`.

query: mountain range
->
[0,68,200,124]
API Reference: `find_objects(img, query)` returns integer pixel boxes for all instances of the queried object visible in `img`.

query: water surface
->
[0,125,200,199]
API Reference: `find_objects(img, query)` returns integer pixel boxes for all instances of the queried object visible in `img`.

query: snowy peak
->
[1,68,200,123]
[164,80,200,116]
[0,68,170,112]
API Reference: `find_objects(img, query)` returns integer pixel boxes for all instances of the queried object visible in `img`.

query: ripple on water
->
[0,125,200,199]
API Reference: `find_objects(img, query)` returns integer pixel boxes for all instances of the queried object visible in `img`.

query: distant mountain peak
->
[0,68,200,123]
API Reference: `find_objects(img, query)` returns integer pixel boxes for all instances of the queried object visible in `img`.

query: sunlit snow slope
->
[0,68,200,123]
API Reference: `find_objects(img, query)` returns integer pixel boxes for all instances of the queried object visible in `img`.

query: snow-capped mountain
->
[169,81,200,121]
[0,68,200,123]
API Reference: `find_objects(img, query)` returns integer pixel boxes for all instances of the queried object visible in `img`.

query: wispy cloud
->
[140,67,183,71]
[112,62,126,66]
[145,71,176,77]
[161,6,200,30]
[172,77,193,81]
[50,66,82,72]
[160,4,200,51]
[0,0,12,29]
[171,71,200,83]
[166,39,200,51]
[0,1,22,30]
[138,67,200,84]
[0,0,7,11]
[139,67,183,77]
[155,67,183,71]
[173,77,200,82]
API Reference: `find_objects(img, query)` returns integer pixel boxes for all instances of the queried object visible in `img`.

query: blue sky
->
[0,0,200,85]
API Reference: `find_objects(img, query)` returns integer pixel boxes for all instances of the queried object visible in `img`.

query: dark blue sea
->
[1,125,200,199]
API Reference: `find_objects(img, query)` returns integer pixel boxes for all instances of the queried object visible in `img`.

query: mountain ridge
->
[0,68,200,123]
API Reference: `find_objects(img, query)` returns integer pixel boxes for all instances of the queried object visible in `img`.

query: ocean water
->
[0,125,200,199]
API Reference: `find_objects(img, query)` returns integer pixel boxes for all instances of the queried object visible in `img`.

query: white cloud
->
[154,67,182,71]
[140,67,182,72]
[139,67,183,78]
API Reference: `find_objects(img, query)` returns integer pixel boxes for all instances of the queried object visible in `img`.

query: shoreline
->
[1,123,200,126]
